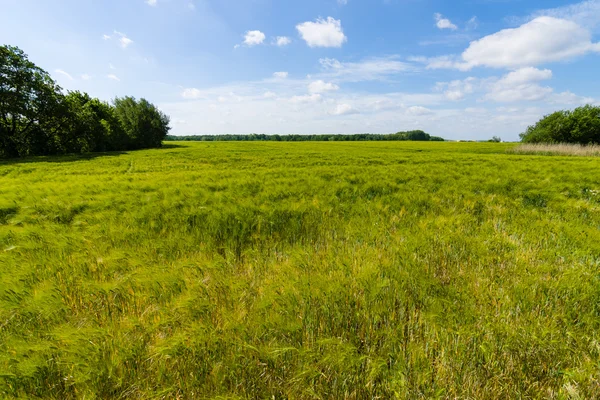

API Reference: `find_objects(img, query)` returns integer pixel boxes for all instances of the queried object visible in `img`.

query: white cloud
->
[146,0,157,6]
[485,67,553,102]
[500,67,553,85]
[54,69,74,81]
[331,103,358,115]
[81,74,91,80]
[108,74,120,82]
[531,0,600,31]
[102,34,111,40]
[109,63,116,70]
[182,88,202,99]
[296,17,347,48]
[417,17,600,70]
[273,71,288,79]
[407,106,434,116]
[112,31,134,49]
[435,77,477,101]
[338,0,348,5]
[435,13,458,30]
[462,17,599,69]
[308,80,340,94]
[243,30,266,46]
[188,2,195,10]
[264,91,277,98]
[275,36,292,46]
[319,57,413,81]
[289,94,322,104]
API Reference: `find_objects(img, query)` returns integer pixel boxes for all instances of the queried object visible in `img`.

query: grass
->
[1,141,600,399]
[510,143,600,156]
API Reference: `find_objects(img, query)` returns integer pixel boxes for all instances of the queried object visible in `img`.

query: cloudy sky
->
[2,0,600,140]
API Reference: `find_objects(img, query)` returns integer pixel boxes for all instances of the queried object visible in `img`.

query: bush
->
[520,105,600,144]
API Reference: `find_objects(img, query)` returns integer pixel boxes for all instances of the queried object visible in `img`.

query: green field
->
[1,142,600,399]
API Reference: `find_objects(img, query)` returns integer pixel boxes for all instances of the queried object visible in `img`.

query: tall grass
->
[1,141,600,399]
[510,143,600,156]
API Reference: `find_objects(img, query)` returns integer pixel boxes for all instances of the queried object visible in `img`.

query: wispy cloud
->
[54,69,74,80]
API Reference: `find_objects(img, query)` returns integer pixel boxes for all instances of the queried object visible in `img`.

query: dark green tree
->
[0,45,63,157]
[520,105,600,144]
[113,96,170,149]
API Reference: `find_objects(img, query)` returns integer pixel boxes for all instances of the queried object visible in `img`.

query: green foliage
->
[1,141,600,399]
[520,105,600,144]
[113,96,170,150]
[0,45,63,157]
[166,130,445,142]
[0,45,170,158]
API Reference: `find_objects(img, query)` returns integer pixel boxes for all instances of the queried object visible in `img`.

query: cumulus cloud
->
[338,0,348,5]
[146,0,157,6]
[485,67,554,102]
[435,77,477,101]
[462,17,598,68]
[331,104,358,115]
[275,36,292,46]
[81,74,91,80]
[273,71,288,79]
[243,30,266,46]
[416,16,600,70]
[296,17,347,48]
[308,80,340,94]
[435,13,458,30]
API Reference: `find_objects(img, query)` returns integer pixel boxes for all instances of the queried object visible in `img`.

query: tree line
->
[165,131,445,142]
[520,105,600,144]
[0,45,170,158]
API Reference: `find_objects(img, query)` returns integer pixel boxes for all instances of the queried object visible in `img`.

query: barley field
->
[1,141,600,399]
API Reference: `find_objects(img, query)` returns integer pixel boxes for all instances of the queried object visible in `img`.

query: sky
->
[1,0,600,141]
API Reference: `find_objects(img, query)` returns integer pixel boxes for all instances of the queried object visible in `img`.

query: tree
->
[0,45,63,157]
[113,96,171,150]
[520,105,600,144]
[489,136,502,143]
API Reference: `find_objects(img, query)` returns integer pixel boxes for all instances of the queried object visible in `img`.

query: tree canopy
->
[166,131,445,142]
[520,105,600,145]
[0,45,170,158]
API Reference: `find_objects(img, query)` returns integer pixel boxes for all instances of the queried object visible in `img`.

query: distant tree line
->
[165,131,445,142]
[520,105,600,144]
[0,45,170,158]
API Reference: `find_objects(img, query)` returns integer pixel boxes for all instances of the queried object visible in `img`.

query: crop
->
[1,141,600,399]
[510,143,600,157]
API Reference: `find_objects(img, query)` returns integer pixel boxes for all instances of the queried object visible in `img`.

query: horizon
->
[2,0,599,141]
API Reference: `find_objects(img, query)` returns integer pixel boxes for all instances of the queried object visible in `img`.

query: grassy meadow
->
[1,141,600,399]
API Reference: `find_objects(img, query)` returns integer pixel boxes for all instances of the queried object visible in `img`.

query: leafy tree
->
[520,105,600,144]
[489,136,502,143]
[113,96,170,150]
[1,45,170,158]
[0,45,63,157]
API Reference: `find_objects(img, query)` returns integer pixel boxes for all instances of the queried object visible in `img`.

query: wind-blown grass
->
[510,143,600,156]
[1,141,600,399]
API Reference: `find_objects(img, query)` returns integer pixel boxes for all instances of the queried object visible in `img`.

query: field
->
[1,141,600,399]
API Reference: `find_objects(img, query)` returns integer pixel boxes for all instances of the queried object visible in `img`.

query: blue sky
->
[2,0,600,140]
